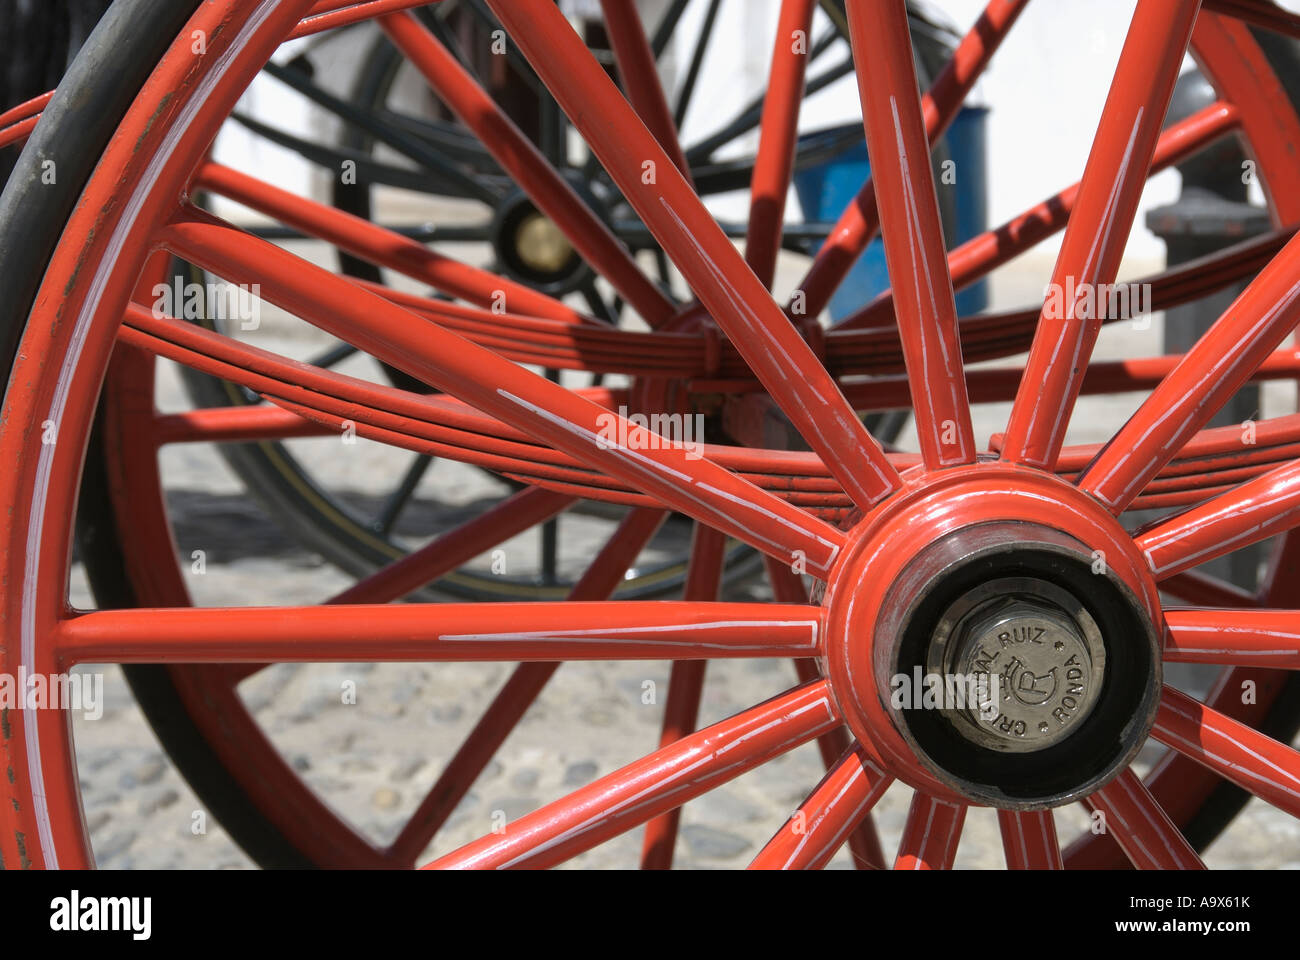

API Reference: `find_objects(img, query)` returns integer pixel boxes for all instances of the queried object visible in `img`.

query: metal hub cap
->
[927,578,1107,753]
[490,182,600,293]
[514,210,575,275]
[876,524,1162,808]
[824,477,1167,811]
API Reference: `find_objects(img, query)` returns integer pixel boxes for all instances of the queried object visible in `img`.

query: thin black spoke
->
[653,247,673,294]
[230,111,499,198]
[453,0,547,96]
[581,280,621,325]
[246,219,493,244]
[673,0,722,130]
[261,60,500,204]
[307,341,362,371]
[538,365,565,585]
[372,453,436,536]
[540,99,567,166]
[684,49,854,163]
[651,0,693,59]
[817,0,850,40]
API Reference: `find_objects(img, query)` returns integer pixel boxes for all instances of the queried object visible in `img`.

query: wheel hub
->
[928,577,1106,752]
[823,466,1163,809]
[490,178,605,295]
[514,210,574,275]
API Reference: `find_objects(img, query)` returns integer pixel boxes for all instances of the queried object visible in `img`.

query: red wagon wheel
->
[5,0,1300,869]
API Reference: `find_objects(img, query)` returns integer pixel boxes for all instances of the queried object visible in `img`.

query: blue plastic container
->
[793,106,989,321]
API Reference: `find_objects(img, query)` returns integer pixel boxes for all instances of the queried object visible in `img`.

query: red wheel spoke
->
[1081,235,1300,513]
[0,114,38,150]
[154,406,331,444]
[123,307,858,516]
[0,89,52,128]
[484,0,902,511]
[1136,458,1300,580]
[750,743,891,870]
[997,810,1063,869]
[160,208,847,575]
[1085,769,1204,870]
[770,557,886,868]
[291,0,447,40]
[599,0,691,180]
[1160,570,1260,609]
[330,487,573,605]
[225,486,573,685]
[1164,609,1300,668]
[426,680,841,869]
[1202,0,1300,38]
[55,600,822,665]
[388,507,666,863]
[641,525,726,869]
[745,0,817,289]
[195,162,594,326]
[847,0,975,468]
[1154,685,1300,818]
[392,662,558,863]
[1000,0,1201,470]
[894,794,966,870]
[797,0,1026,319]
[846,342,1300,411]
[640,658,708,869]
[836,101,1241,331]
[378,12,674,328]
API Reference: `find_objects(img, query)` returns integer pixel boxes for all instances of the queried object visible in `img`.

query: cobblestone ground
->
[68,246,1300,869]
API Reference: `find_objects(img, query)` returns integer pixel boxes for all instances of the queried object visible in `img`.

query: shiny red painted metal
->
[379,11,673,328]
[386,506,667,863]
[330,487,573,604]
[773,559,887,870]
[160,207,847,576]
[745,0,816,289]
[1080,230,1300,513]
[1136,457,1300,580]
[197,161,595,325]
[57,601,822,664]
[847,0,975,469]
[290,0,443,40]
[0,113,39,149]
[1164,609,1300,669]
[427,681,841,869]
[837,100,1241,331]
[0,0,320,871]
[7,0,1300,874]
[797,0,1027,321]
[1085,770,1205,870]
[599,0,691,181]
[895,795,966,870]
[822,464,1160,798]
[641,524,725,869]
[0,89,52,127]
[997,811,1062,869]
[483,0,903,514]
[751,744,891,870]
[1001,0,1201,470]
[1154,685,1300,818]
